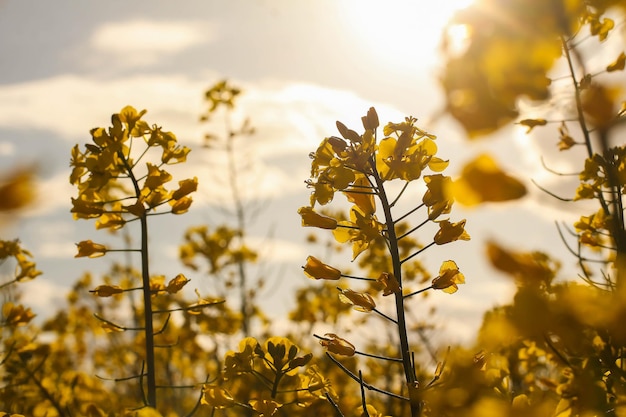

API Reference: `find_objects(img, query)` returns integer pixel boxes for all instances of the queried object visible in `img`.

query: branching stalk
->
[119,150,157,408]
[368,156,420,416]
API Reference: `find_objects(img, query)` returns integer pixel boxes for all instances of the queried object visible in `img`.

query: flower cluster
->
[204,337,336,414]
[70,106,197,232]
[298,108,469,415]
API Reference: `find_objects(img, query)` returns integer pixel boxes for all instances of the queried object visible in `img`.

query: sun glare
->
[336,0,474,73]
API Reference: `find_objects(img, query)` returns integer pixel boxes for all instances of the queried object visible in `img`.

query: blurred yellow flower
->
[319,333,356,356]
[201,385,235,409]
[450,154,526,206]
[75,240,108,258]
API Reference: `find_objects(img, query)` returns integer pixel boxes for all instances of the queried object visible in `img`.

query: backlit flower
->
[303,256,341,280]
[319,333,356,356]
[338,288,376,312]
[298,206,338,229]
[75,240,108,258]
[432,260,465,294]
[434,219,470,245]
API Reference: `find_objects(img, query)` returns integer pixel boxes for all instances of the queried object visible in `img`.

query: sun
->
[335,0,474,73]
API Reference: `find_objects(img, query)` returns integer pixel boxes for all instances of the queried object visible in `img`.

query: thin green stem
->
[401,242,436,264]
[354,349,403,363]
[373,308,398,324]
[395,203,425,224]
[119,149,157,408]
[325,353,409,402]
[368,156,419,416]
[390,182,410,207]
[397,219,429,241]
[340,273,377,281]
[403,286,433,299]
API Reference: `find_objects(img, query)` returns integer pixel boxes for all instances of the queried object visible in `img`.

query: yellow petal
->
[606,52,626,72]
[303,256,341,280]
[90,285,124,297]
[166,274,190,294]
[450,154,526,206]
[298,206,337,229]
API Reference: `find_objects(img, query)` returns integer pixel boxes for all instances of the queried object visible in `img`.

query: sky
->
[0,0,610,345]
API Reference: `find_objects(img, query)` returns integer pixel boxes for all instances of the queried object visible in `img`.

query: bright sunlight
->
[335,0,474,73]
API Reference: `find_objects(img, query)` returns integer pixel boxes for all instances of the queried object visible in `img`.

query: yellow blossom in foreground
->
[2,302,36,326]
[298,206,338,229]
[303,256,341,280]
[432,260,465,294]
[75,240,108,258]
[319,333,356,356]
[450,154,526,206]
[0,167,35,211]
[434,219,470,245]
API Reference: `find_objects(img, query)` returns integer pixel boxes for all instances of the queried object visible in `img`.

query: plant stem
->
[369,157,420,416]
[119,150,157,408]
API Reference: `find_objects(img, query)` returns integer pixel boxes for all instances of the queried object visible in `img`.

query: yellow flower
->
[166,274,190,294]
[486,241,556,287]
[298,206,338,229]
[338,288,376,312]
[343,175,376,216]
[172,177,198,200]
[162,142,191,164]
[123,199,146,217]
[305,365,337,400]
[377,272,401,296]
[144,163,172,190]
[303,256,341,280]
[171,196,193,214]
[434,219,470,245]
[361,106,379,130]
[450,154,526,206]
[95,212,126,230]
[423,174,454,220]
[332,205,385,260]
[432,260,465,294]
[201,385,235,409]
[0,167,35,212]
[2,302,35,326]
[70,197,104,219]
[90,284,124,297]
[75,240,108,258]
[250,397,280,416]
[223,337,260,377]
[319,333,356,356]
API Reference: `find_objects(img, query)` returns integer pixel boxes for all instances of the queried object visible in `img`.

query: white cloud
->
[0,74,209,141]
[0,74,408,211]
[0,142,15,156]
[25,171,75,217]
[89,20,215,67]
[18,278,68,320]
